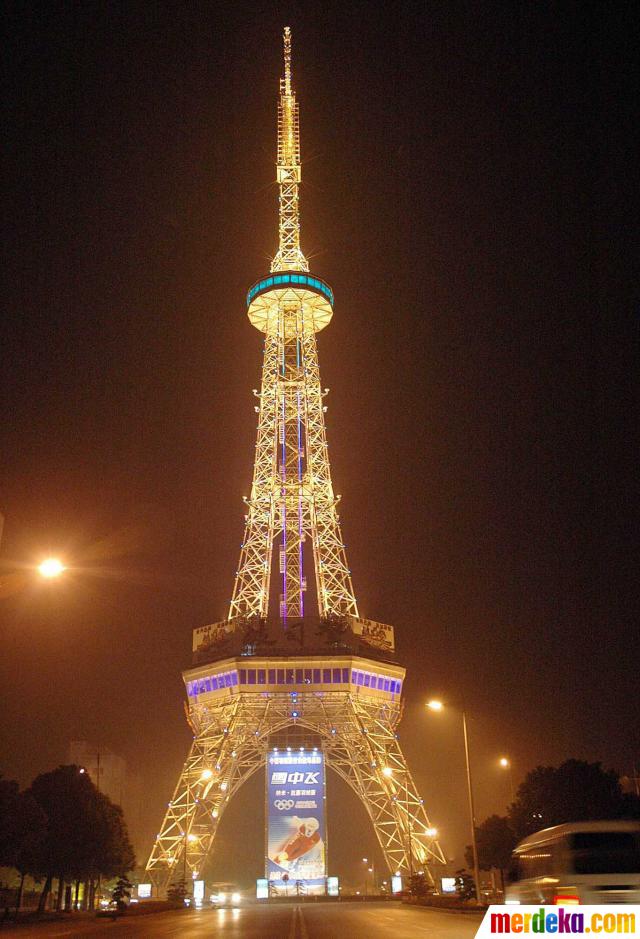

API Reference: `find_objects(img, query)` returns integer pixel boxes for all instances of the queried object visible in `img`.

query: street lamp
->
[499,756,515,803]
[38,558,66,578]
[362,858,371,896]
[1,556,68,601]
[426,699,481,904]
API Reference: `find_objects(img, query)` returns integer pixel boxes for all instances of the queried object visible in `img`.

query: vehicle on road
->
[505,820,640,905]
[209,883,242,908]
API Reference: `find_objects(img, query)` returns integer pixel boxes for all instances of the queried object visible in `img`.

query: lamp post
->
[499,757,515,803]
[427,700,481,904]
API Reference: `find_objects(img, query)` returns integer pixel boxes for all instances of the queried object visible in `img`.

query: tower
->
[146,27,445,892]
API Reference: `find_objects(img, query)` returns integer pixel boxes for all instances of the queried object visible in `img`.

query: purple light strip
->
[281,342,287,622]
[296,334,304,616]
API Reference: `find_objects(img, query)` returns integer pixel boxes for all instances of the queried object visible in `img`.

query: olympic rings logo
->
[274,799,295,811]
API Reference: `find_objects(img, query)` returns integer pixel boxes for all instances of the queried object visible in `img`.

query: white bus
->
[505,820,640,905]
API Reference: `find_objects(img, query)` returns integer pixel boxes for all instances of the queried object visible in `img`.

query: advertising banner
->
[350,616,395,652]
[266,750,326,895]
[192,620,234,655]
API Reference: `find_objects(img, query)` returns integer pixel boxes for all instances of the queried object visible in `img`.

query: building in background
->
[68,741,144,857]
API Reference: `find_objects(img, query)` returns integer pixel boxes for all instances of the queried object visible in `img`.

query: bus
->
[505,820,640,905]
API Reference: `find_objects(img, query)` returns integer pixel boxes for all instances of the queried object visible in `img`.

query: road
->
[0,901,483,938]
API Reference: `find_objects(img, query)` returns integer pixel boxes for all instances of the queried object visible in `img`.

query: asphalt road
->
[0,902,483,938]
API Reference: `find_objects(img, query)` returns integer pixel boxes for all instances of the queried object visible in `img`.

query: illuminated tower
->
[146,28,445,893]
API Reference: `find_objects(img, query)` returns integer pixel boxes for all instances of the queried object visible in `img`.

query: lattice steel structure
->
[146,28,445,893]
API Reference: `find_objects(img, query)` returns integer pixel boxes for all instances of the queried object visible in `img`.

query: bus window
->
[507,856,522,882]
[570,831,640,875]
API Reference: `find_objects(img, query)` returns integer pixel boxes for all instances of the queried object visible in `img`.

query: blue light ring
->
[246,273,334,307]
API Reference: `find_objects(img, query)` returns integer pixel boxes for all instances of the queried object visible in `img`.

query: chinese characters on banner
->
[349,616,395,652]
[266,751,326,895]
[192,620,233,654]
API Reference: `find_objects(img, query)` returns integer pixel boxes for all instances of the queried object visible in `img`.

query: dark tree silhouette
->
[111,876,132,912]
[454,868,475,900]
[465,814,516,872]
[509,760,640,839]
[0,776,47,910]
[23,765,135,912]
[408,871,428,897]
[167,879,189,905]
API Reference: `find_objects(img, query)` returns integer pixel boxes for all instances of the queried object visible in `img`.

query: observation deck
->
[246,272,334,334]
[184,654,405,709]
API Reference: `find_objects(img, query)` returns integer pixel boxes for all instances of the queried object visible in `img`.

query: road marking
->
[288,905,298,939]
[287,904,309,939]
[299,905,309,939]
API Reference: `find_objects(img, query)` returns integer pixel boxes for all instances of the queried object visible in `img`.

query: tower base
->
[146,653,445,894]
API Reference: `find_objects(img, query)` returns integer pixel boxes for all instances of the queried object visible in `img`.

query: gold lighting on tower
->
[272,26,307,273]
[146,27,446,894]
[230,27,357,621]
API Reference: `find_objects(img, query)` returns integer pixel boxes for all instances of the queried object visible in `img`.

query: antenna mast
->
[272,26,308,272]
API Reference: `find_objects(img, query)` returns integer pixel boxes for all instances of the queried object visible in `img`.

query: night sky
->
[1,1,637,885]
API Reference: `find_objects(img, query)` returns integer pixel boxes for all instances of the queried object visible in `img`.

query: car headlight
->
[231,892,241,904]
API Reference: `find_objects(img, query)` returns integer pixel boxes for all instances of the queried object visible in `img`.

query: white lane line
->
[288,904,299,939]
[298,905,309,939]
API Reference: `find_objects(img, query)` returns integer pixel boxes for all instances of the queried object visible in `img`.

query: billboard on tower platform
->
[192,619,235,655]
[266,749,326,895]
[349,615,395,652]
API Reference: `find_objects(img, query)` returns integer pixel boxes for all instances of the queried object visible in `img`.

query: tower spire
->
[283,24,292,96]
[271,26,308,272]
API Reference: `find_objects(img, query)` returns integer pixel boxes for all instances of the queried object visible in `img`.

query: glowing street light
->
[425,827,438,838]
[382,766,393,778]
[362,857,375,895]
[38,558,66,578]
[426,698,481,904]
[499,756,515,802]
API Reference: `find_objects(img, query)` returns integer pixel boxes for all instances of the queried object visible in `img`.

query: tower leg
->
[145,698,267,895]
[324,698,445,881]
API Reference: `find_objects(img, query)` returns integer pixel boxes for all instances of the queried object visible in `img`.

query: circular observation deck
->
[246,272,334,334]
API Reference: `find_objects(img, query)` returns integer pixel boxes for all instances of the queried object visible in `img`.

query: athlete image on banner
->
[267,751,326,893]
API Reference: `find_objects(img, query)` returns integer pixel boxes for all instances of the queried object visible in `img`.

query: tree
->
[111,876,132,912]
[465,815,516,872]
[89,793,136,880]
[508,760,640,840]
[407,872,428,897]
[0,777,20,862]
[0,776,47,910]
[167,879,189,905]
[24,765,135,912]
[453,869,475,900]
